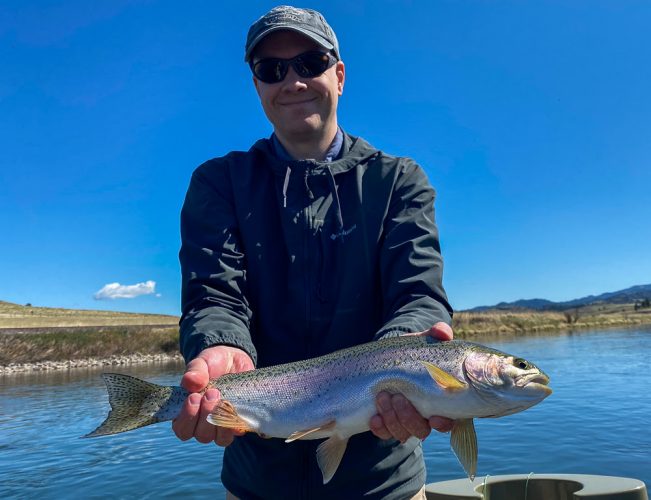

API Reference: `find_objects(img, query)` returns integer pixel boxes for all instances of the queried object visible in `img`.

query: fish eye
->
[514,358,529,369]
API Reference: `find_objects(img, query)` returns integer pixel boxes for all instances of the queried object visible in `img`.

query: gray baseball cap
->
[244,5,340,63]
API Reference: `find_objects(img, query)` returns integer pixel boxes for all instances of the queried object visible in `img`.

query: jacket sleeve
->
[374,159,453,340]
[178,160,257,365]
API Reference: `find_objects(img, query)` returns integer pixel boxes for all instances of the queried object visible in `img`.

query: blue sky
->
[1,0,649,316]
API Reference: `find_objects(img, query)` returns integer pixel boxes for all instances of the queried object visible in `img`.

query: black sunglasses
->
[251,51,338,84]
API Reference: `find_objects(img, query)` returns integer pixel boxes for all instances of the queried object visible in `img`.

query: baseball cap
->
[244,5,340,63]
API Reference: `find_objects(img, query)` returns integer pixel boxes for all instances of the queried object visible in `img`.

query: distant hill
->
[469,283,651,312]
[0,300,179,329]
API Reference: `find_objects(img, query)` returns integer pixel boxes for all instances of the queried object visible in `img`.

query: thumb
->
[427,322,454,341]
[403,322,454,341]
[181,357,210,393]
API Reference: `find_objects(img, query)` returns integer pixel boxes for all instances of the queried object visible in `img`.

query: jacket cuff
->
[373,325,414,341]
[180,331,258,366]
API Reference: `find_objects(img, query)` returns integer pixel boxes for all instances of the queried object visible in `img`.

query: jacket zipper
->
[302,171,312,499]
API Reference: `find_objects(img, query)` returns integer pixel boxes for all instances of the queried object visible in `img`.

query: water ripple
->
[1,330,649,498]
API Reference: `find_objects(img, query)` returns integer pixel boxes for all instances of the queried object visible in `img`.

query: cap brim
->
[245,25,335,62]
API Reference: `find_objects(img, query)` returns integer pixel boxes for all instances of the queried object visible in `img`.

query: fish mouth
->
[518,372,552,395]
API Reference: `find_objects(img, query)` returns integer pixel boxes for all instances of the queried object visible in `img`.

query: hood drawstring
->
[282,166,292,208]
[304,173,315,201]
[326,167,344,238]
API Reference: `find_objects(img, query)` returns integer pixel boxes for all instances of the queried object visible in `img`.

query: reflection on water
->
[0,360,226,499]
[1,328,649,498]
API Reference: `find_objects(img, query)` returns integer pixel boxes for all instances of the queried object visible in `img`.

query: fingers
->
[369,414,392,440]
[373,392,431,443]
[173,388,239,446]
[194,389,221,444]
[174,347,256,447]
[172,393,202,441]
[391,394,431,440]
[374,392,408,442]
[429,415,454,433]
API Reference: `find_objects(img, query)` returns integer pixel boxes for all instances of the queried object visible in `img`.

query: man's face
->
[252,30,345,143]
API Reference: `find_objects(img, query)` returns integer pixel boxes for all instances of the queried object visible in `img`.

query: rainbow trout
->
[86,336,551,483]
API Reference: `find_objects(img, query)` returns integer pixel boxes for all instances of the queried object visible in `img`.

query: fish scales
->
[85,336,551,483]
[211,337,473,434]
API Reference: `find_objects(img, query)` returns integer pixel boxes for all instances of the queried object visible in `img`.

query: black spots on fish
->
[382,358,402,370]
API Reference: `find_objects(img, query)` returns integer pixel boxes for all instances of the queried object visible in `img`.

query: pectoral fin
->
[206,400,251,433]
[450,418,478,480]
[285,420,335,443]
[420,361,467,391]
[316,435,349,484]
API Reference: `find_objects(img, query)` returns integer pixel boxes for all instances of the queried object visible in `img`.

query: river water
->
[1,328,649,498]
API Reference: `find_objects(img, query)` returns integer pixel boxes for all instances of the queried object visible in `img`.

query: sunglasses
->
[251,51,338,84]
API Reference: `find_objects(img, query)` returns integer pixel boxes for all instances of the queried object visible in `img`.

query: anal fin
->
[450,418,478,480]
[285,420,335,443]
[206,399,251,433]
[316,435,349,484]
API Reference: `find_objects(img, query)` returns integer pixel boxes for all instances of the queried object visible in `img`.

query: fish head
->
[463,350,552,416]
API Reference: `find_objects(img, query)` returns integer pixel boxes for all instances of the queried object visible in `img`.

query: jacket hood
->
[249,129,380,176]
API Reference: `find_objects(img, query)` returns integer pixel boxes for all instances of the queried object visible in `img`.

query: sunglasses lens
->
[293,52,331,78]
[253,52,335,83]
[254,59,288,83]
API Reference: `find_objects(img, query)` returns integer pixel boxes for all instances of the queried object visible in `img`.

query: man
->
[173,6,454,499]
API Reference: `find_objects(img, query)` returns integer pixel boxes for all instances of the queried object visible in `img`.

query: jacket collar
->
[250,129,379,177]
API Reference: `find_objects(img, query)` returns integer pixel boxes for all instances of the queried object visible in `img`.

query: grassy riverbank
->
[1,300,650,369]
[452,302,651,337]
[0,301,181,368]
[0,325,180,365]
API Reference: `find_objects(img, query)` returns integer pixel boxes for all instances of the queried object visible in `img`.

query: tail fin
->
[84,373,185,438]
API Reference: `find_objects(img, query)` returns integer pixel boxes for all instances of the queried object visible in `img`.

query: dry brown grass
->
[452,305,651,337]
[0,300,178,328]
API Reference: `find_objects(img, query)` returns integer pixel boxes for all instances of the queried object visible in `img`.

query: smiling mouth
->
[279,98,316,106]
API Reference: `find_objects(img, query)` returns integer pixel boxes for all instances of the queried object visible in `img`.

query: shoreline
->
[0,352,184,375]
[4,322,650,374]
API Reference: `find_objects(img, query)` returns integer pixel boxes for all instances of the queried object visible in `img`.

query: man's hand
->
[172,345,254,447]
[370,322,455,442]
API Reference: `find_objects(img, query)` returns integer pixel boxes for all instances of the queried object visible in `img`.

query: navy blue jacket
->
[179,131,452,499]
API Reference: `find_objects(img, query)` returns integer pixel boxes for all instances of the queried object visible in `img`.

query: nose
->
[281,65,309,91]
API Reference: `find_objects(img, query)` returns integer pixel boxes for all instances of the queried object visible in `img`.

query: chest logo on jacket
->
[330,224,357,241]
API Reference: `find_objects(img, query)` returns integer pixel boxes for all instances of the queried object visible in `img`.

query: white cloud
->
[93,280,157,300]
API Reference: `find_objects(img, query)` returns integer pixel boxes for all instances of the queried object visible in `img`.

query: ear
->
[336,60,345,96]
[253,75,262,97]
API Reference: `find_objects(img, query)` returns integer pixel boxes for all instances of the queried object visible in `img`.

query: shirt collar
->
[271,127,344,163]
